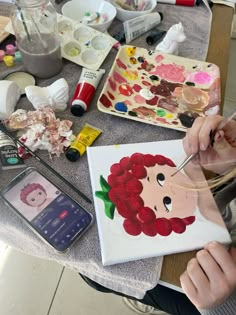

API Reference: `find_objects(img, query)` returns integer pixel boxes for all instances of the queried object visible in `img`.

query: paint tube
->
[0,131,25,170]
[123,12,163,44]
[65,123,102,162]
[71,68,105,117]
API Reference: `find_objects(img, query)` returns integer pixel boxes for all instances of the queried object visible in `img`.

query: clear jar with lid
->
[11,0,62,78]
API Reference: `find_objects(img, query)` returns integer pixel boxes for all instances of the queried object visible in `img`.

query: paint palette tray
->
[57,14,116,70]
[97,45,221,131]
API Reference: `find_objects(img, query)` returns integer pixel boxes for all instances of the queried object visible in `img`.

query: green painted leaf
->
[99,175,110,192]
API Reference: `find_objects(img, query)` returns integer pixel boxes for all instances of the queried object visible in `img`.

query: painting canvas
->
[97,46,221,132]
[87,140,231,266]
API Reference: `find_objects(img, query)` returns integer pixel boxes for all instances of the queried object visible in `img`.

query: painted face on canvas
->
[140,164,197,218]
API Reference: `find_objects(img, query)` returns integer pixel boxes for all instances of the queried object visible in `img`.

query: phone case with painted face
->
[0,167,93,252]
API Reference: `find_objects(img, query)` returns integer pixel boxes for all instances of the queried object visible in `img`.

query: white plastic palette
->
[57,14,116,70]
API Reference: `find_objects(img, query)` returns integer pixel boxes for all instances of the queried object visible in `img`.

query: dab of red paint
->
[99,94,112,108]
[118,84,133,96]
[116,58,127,70]
[107,91,115,100]
[146,96,159,106]
[132,84,142,92]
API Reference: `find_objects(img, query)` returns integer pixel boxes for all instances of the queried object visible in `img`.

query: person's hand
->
[180,242,236,310]
[183,115,236,174]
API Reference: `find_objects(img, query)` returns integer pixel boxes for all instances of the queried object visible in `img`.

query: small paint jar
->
[15,51,22,62]
[0,50,5,61]
[6,44,16,55]
[3,55,15,67]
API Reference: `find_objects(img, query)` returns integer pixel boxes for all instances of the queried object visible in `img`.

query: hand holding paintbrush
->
[172,110,236,177]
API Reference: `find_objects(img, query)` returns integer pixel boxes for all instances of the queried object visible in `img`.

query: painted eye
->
[147,176,150,182]
[31,198,35,202]
[156,173,165,187]
[163,196,172,213]
[38,192,42,195]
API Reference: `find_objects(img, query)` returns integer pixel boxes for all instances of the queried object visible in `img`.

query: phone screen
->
[2,169,93,251]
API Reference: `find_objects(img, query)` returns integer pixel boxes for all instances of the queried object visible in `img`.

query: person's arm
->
[181,115,236,313]
[200,291,236,315]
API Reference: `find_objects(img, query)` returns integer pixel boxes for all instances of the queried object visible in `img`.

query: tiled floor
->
[0,38,235,315]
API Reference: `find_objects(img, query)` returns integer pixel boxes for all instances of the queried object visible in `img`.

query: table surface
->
[160,3,234,287]
[0,2,234,292]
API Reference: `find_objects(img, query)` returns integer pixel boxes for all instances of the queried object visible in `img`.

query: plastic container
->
[11,0,62,79]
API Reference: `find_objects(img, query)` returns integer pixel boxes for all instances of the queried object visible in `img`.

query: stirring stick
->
[0,124,92,204]
[16,4,31,42]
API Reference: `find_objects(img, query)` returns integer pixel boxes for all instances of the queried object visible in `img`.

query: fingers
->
[180,271,198,302]
[195,249,226,286]
[205,242,236,276]
[183,115,223,156]
[184,257,209,290]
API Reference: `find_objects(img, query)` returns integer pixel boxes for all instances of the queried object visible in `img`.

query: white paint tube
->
[123,12,163,43]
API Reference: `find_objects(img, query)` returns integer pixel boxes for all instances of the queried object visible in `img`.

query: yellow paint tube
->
[65,123,102,162]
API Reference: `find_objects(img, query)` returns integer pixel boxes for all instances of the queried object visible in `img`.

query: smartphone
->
[0,167,93,252]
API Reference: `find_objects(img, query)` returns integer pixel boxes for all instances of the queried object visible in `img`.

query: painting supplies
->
[171,109,236,177]
[146,29,166,45]
[71,68,105,117]
[4,71,35,95]
[123,12,163,43]
[0,80,21,120]
[0,123,91,204]
[5,44,16,55]
[66,123,102,162]
[156,0,196,6]
[0,50,5,61]
[0,131,25,170]
[97,45,221,132]
[3,55,15,67]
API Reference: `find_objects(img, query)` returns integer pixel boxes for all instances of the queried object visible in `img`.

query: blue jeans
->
[79,274,200,315]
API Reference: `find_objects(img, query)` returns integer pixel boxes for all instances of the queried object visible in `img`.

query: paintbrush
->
[0,123,91,204]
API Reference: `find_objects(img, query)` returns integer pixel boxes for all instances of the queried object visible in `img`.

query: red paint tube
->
[71,68,105,116]
[157,0,195,6]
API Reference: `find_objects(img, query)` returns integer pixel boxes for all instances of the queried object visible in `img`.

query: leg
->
[79,274,200,315]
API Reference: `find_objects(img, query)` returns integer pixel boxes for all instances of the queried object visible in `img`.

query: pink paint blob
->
[124,99,133,106]
[150,63,185,83]
[142,80,152,87]
[155,54,164,63]
[189,72,212,85]
[108,77,117,91]
[134,94,145,104]
[116,58,127,70]
[113,71,127,84]
[133,84,142,92]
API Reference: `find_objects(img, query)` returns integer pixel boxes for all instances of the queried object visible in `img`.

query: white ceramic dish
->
[108,0,156,22]
[61,0,117,33]
[57,14,116,70]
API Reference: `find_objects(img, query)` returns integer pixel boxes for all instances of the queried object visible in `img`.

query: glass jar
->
[11,0,62,79]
